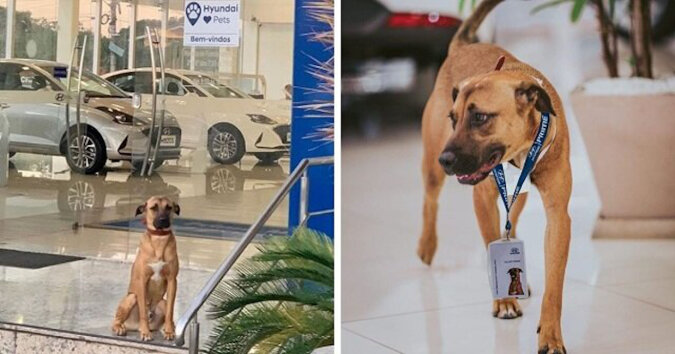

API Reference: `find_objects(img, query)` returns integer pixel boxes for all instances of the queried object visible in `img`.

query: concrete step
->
[0,322,186,354]
[0,258,218,353]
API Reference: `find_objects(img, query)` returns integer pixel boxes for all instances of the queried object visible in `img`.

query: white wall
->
[258,23,293,100]
[240,0,294,100]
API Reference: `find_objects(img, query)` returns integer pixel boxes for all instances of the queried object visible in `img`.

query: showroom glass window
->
[78,0,95,72]
[0,0,6,58]
[99,0,132,75]
[133,4,161,69]
[14,0,58,61]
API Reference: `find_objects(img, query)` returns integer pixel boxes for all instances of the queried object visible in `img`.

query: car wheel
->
[208,124,245,164]
[57,180,96,213]
[206,165,244,194]
[254,152,284,164]
[66,130,107,174]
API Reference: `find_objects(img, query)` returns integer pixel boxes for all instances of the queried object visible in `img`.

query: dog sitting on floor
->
[416,1,572,353]
[112,196,180,341]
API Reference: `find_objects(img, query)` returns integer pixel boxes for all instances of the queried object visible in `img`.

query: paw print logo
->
[185,2,201,26]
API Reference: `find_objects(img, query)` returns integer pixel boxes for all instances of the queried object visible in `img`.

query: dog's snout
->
[154,215,171,229]
[438,151,457,170]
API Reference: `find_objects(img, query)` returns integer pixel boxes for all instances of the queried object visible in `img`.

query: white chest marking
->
[148,261,166,281]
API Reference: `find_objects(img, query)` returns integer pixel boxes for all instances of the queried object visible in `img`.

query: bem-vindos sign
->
[183,0,241,47]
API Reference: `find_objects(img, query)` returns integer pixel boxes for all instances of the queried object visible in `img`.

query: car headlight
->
[97,107,134,125]
[247,114,277,125]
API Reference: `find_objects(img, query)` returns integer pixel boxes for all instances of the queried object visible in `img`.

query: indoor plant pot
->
[571,77,675,238]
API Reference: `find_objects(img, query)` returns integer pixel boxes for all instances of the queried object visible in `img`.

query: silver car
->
[0,59,182,174]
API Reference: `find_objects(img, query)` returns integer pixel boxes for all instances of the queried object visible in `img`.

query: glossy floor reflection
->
[342,130,675,354]
[342,3,675,353]
[0,153,289,346]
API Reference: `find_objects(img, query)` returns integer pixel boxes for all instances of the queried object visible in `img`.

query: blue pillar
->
[289,0,334,238]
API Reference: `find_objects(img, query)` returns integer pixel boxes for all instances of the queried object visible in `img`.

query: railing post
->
[188,318,200,354]
[299,170,309,227]
[0,104,8,187]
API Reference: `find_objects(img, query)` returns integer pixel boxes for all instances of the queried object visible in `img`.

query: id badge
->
[487,238,529,299]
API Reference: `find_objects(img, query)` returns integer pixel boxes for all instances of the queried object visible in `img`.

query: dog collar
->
[146,228,172,236]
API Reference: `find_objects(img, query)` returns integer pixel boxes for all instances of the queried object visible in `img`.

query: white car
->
[103,69,290,164]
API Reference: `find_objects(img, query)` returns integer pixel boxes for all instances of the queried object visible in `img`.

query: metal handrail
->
[148,27,167,176]
[174,156,334,351]
[65,35,86,168]
[140,26,167,176]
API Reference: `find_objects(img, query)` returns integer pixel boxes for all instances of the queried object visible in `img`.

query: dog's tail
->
[450,0,504,50]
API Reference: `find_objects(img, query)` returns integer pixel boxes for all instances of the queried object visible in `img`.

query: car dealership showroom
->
[0,0,313,351]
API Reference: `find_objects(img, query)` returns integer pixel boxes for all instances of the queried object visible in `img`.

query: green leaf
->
[204,228,334,354]
[459,0,466,14]
[570,0,588,22]
[530,0,574,15]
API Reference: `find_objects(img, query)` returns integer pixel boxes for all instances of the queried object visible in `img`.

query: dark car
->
[342,0,462,137]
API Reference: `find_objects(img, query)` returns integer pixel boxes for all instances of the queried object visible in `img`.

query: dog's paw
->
[492,298,522,319]
[537,323,566,354]
[112,323,127,336]
[163,322,176,340]
[417,235,437,265]
[139,328,153,341]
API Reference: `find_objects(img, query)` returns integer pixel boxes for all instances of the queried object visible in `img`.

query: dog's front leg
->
[135,274,153,341]
[163,276,177,340]
[535,166,571,354]
[417,91,451,265]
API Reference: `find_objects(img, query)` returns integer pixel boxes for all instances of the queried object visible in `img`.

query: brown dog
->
[417,1,571,353]
[112,196,180,341]
[508,268,524,296]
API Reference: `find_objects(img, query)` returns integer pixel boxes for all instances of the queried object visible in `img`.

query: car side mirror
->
[132,93,142,109]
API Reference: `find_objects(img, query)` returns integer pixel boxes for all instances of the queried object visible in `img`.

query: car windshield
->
[185,74,249,98]
[43,66,128,98]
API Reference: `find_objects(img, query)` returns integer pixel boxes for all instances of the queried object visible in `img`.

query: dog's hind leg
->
[112,293,137,336]
[473,179,523,319]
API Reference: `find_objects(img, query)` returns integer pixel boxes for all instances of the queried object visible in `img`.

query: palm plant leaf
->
[205,228,334,354]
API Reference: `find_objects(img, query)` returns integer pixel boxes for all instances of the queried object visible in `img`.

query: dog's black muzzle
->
[154,215,171,229]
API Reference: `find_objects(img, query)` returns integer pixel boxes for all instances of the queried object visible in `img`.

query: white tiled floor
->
[342,3,675,353]
[0,154,290,346]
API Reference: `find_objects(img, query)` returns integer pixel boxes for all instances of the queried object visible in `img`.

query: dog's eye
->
[471,112,492,126]
[150,204,159,211]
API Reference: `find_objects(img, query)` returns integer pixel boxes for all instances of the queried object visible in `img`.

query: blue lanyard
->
[492,112,550,239]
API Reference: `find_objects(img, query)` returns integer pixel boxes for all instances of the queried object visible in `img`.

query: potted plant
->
[205,228,334,353]
[534,0,675,238]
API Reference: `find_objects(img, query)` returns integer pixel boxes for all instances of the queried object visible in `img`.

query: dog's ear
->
[172,202,180,216]
[515,81,556,116]
[135,203,146,216]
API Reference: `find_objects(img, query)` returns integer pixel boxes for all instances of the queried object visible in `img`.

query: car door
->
[0,63,63,153]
